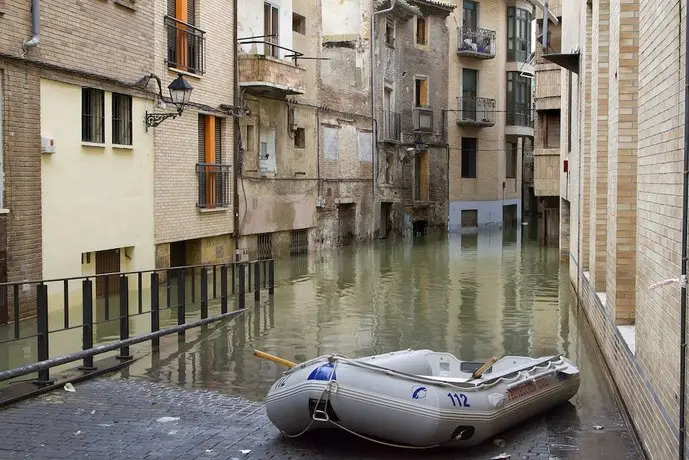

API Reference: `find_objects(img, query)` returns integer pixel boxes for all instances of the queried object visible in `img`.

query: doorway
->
[338,203,356,246]
[95,249,121,298]
[462,69,478,121]
[380,202,392,238]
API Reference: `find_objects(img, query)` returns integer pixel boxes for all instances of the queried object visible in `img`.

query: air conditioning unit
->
[289,107,299,131]
[235,248,249,262]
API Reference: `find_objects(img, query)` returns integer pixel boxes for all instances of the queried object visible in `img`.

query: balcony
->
[506,103,534,137]
[196,163,231,210]
[456,97,496,127]
[413,107,434,132]
[238,40,306,98]
[379,111,401,142]
[165,16,206,75]
[457,27,496,59]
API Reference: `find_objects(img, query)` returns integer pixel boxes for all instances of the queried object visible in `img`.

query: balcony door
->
[264,2,279,58]
[463,1,477,31]
[462,69,477,121]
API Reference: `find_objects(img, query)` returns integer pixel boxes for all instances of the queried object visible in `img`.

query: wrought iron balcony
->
[165,16,206,75]
[456,97,496,127]
[506,103,534,128]
[413,107,433,132]
[379,110,401,142]
[196,163,231,209]
[457,27,496,59]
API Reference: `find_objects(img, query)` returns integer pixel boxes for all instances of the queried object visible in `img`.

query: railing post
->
[220,265,228,314]
[200,268,208,319]
[269,259,275,295]
[238,263,245,310]
[248,263,252,293]
[177,268,185,337]
[232,264,236,294]
[79,279,96,371]
[118,275,132,360]
[212,265,217,299]
[34,283,52,385]
[150,273,160,348]
[254,262,260,302]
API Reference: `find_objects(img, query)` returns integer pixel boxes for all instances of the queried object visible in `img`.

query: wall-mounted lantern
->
[413,133,427,152]
[141,73,194,132]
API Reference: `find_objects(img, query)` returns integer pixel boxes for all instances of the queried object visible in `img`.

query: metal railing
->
[457,27,496,58]
[456,97,496,125]
[237,37,305,66]
[0,260,275,390]
[413,107,434,132]
[379,110,401,142]
[165,16,206,75]
[506,103,534,128]
[197,163,231,209]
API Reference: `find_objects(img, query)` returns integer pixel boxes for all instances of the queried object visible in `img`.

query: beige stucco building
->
[555,0,689,457]
[448,0,546,232]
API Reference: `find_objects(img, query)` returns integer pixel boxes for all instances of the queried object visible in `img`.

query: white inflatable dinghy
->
[264,349,580,449]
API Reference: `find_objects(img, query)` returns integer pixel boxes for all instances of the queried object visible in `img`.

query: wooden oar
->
[469,356,498,380]
[253,349,297,368]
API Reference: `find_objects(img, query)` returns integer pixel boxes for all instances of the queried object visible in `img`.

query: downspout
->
[23,0,40,50]
[679,0,688,456]
[371,0,397,236]
[233,0,240,251]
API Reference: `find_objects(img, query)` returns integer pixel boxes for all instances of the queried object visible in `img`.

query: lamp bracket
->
[145,110,181,132]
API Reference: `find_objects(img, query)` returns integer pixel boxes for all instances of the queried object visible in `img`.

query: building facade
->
[533,0,562,246]
[555,0,689,457]
[447,0,539,232]
[1,0,162,319]
[373,0,454,238]
[153,0,236,270]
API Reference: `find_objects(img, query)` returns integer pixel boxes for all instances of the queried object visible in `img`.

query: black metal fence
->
[457,27,497,57]
[0,260,275,386]
[413,107,434,132]
[457,97,496,125]
[165,15,206,75]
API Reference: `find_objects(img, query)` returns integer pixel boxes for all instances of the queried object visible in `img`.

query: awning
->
[542,51,580,74]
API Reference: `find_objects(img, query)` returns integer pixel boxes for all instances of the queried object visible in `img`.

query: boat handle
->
[312,409,330,422]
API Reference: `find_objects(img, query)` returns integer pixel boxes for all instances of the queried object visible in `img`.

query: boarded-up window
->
[461,210,478,228]
[415,78,429,107]
[95,249,120,297]
[357,130,372,162]
[416,17,427,45]
[544,111,561,148]
[323,125,340,160]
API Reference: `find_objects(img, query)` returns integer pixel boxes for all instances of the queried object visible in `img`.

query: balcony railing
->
[413,107,434,132]
[379,110,401,142]
[165,16,206,75]
[456,97,496,127]
[506,103,534,128]
[457,27,496,59]
[197,163,230,209]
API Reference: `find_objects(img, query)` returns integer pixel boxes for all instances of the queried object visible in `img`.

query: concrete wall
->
[40,79,155,290]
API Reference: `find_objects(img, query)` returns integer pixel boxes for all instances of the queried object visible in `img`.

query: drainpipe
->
[232,0,240,251]
[679,0,689,456]
[371,0,397,236]
[23,0,40,50]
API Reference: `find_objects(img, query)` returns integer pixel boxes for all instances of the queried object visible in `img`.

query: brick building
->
[0,0,162,320]
[553,0,689,457]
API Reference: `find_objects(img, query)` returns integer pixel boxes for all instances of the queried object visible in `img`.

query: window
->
[543,111,561,148]
[461,137,477,178]
[415,150,429,201]
[462,69,478,120]
[415,17,427,46]
[385,18,395,47]
[197,115,229,209]
[385,151,393,184]
[414,77,429,107]
[507,7,532,62]
[112,93,132,146]
[506,72,532,127]
[463,1,478,30]
[292,12,305,34]
[506,142,517,179]
[166,0,205,74]
[294,128,305,149]
[264,2,280,58]
[82,88,105,143]
[461,209,478,227]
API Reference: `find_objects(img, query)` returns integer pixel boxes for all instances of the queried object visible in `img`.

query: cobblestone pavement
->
[0,375,642,460]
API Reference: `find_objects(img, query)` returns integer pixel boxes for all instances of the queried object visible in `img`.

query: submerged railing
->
[0,260,275,388]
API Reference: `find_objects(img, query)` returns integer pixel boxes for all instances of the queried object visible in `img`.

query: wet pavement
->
[0,229,645,459]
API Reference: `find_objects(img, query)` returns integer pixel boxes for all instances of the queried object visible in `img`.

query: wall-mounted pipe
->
[23,0,41,50]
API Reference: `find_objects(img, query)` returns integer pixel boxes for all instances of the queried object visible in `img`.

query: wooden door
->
[95,249,120,298]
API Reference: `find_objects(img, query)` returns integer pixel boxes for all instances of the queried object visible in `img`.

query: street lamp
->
[142,73,194,131]
[413,133,426,152]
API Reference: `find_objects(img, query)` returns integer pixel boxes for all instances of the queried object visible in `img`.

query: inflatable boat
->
[261,349,580,449]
